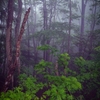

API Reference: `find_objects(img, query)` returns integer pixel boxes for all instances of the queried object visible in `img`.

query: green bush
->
[44,75,81,100]
[0,53,83,100]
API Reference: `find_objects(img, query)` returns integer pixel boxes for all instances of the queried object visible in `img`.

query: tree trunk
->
[5,0,14,89]
[79,0,88,56]
[27,21,30,75]
[15,0,22,74]
[68,0,72,54]
[30,0,38,64]
[6,0,13,73]
[23,0,30,75]
[42,0,48,61]
[88,1,97,59]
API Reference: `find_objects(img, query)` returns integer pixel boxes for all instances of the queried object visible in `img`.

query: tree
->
[5,0,14,76]
[14,0,22,74]
[2,0,30,91]
[79,0,88,56]
[68,0,72,54]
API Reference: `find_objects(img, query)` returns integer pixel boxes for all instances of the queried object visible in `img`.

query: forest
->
[0,0,100,100]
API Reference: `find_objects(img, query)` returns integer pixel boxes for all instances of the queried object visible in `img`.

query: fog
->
[0,0,100,99]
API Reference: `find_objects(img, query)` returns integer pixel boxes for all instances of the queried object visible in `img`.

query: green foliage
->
[19,74,44,99]
[57,53,72,75]
[37,45,50,50]
[0,52,83,100]
[0,87,32,100]
[74,56,100,99]
[0,73,82,100]
[74,57,86,67]
[0,74,45,100]
[75,57,99,81]
[2,51,100,100]
[34,59,52,74]
[95,46,100,52]
[58,53,70,66]
[49,46,59,56]
[44,75,81,100]
[37,44,59,56]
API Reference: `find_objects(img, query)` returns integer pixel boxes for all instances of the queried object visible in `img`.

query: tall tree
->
[15,0,22,74]
[42,0,48,61]
[68,0,72,54]
[79,0,88,56]
[87,0,97,59]
[6,0,14,75]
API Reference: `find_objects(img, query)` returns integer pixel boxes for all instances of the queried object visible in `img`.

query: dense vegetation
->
[0,0,100,100]
[0,51,100,100]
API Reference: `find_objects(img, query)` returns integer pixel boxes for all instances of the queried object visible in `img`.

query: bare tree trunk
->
[42,0,48,61]
[88,1,97,59]
[15,0,22,74]
[6,0,13,72]
[68,0,72,54]
[27,21,30,75]
[24,0,31,75]
[30,0,38,64]
[43,0,48,30]
[48,0,54,28]
[5,0,14,89]
[79,0,88,56]
[15,0,22,43]
[53,0,57,22]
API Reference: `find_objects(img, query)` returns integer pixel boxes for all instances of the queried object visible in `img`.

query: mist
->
[0,0,100,100]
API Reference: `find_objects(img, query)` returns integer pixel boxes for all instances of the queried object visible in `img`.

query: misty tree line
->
[0,0,100,100]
